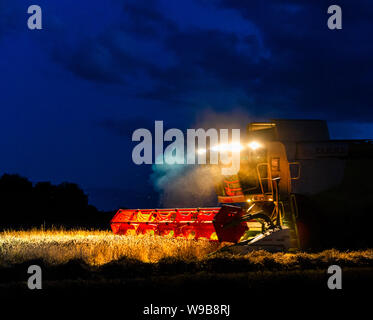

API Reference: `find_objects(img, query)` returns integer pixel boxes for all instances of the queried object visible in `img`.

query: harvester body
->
[111,119,373,250]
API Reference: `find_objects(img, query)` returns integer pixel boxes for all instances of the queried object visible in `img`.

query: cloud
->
[19,0,373,122]
[98,117,155,138]
[215,0,373,121]
[138,28,264,103]
[120,0,178,39]
[54,39,124,84]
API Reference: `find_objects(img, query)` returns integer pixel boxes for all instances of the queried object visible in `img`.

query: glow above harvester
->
[197,141,262,154]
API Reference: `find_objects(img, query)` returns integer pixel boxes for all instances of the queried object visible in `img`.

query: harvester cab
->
[212,121,305,251]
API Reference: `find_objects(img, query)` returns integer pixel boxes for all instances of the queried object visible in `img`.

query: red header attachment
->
[110,205,249,243]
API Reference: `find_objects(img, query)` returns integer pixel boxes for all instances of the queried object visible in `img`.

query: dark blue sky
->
[1,0,373,210]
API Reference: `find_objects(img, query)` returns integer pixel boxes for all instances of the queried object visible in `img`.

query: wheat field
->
[0,229,372,268]
[0,229,222,266]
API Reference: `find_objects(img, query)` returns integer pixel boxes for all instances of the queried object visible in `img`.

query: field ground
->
[1,230,372,318]
[1,229,372,266]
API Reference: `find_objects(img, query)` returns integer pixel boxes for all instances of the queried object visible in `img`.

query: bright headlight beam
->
[248,141,262,150]
[231,143,243,152]
[211,143,243,152]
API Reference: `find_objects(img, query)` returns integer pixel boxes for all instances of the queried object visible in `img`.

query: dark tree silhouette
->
[0,174,111,230]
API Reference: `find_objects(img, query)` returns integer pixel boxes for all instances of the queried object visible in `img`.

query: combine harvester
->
[111,120,373,251]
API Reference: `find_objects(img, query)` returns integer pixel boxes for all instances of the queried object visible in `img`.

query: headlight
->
[248,141,262,150]
[211,143,243,152]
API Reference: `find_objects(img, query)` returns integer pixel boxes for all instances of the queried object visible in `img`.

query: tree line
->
[0,174,112,230]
